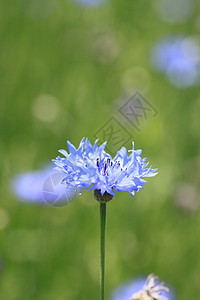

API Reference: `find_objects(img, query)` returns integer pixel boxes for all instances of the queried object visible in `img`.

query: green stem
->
[100,202,106,300]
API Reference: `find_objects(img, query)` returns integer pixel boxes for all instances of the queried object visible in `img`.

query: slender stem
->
[100,202,106,300]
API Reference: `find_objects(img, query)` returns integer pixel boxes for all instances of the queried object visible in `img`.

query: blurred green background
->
[1,0,200,299]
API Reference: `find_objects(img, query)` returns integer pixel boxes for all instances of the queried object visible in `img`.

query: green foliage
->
[0,1,200,299]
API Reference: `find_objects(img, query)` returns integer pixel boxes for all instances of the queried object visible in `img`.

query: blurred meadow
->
[1,0,200,299]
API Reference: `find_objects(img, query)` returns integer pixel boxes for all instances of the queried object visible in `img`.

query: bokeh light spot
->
[32,94,60,123]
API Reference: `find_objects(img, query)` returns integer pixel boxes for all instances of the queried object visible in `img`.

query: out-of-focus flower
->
[73,0,105,6]
[131,274,169,300]
[53,138,158,199]
[110,274,174,300]
[93,33,120,64]
[11,165,76,206]
[154,0,194,24]
[151,36,200,88]
[174,182,199,213]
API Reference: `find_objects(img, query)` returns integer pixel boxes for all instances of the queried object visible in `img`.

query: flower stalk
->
[53,138,158,300]
[100,202,106,300]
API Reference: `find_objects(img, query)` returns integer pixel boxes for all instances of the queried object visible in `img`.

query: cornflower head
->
[53,138,158,300]
[53,137,158,202]
[110,275,174,300]
[130,274,169,300]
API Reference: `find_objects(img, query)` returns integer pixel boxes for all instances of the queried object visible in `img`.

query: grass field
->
[0,1,200,299]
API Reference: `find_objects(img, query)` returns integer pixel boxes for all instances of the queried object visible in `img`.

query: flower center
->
[96,157,120,175]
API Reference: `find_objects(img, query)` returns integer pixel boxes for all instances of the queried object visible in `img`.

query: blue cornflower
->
[110,274,174,300]
[74,0,105,6]
[11,164,75,205]
[53,138,158,200]
[151,36,200,88]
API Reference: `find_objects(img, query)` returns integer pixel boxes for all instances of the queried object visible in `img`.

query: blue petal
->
[67,141,77,155]
[53,138,158,198]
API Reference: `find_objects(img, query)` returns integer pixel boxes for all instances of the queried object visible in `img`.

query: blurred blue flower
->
[151,36,200,88]
[110,274,175,300]
[73,0,105,6]
[53,138,157,198]
[11,165,75,205]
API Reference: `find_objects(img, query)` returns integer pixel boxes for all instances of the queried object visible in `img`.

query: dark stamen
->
[96,158,99,167]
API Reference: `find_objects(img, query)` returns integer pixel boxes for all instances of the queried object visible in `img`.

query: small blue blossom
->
[11,164,75,205]
[110,274,174,300]
[151,36,200,88]
[73,0,105,6]
[53,138,158,198]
